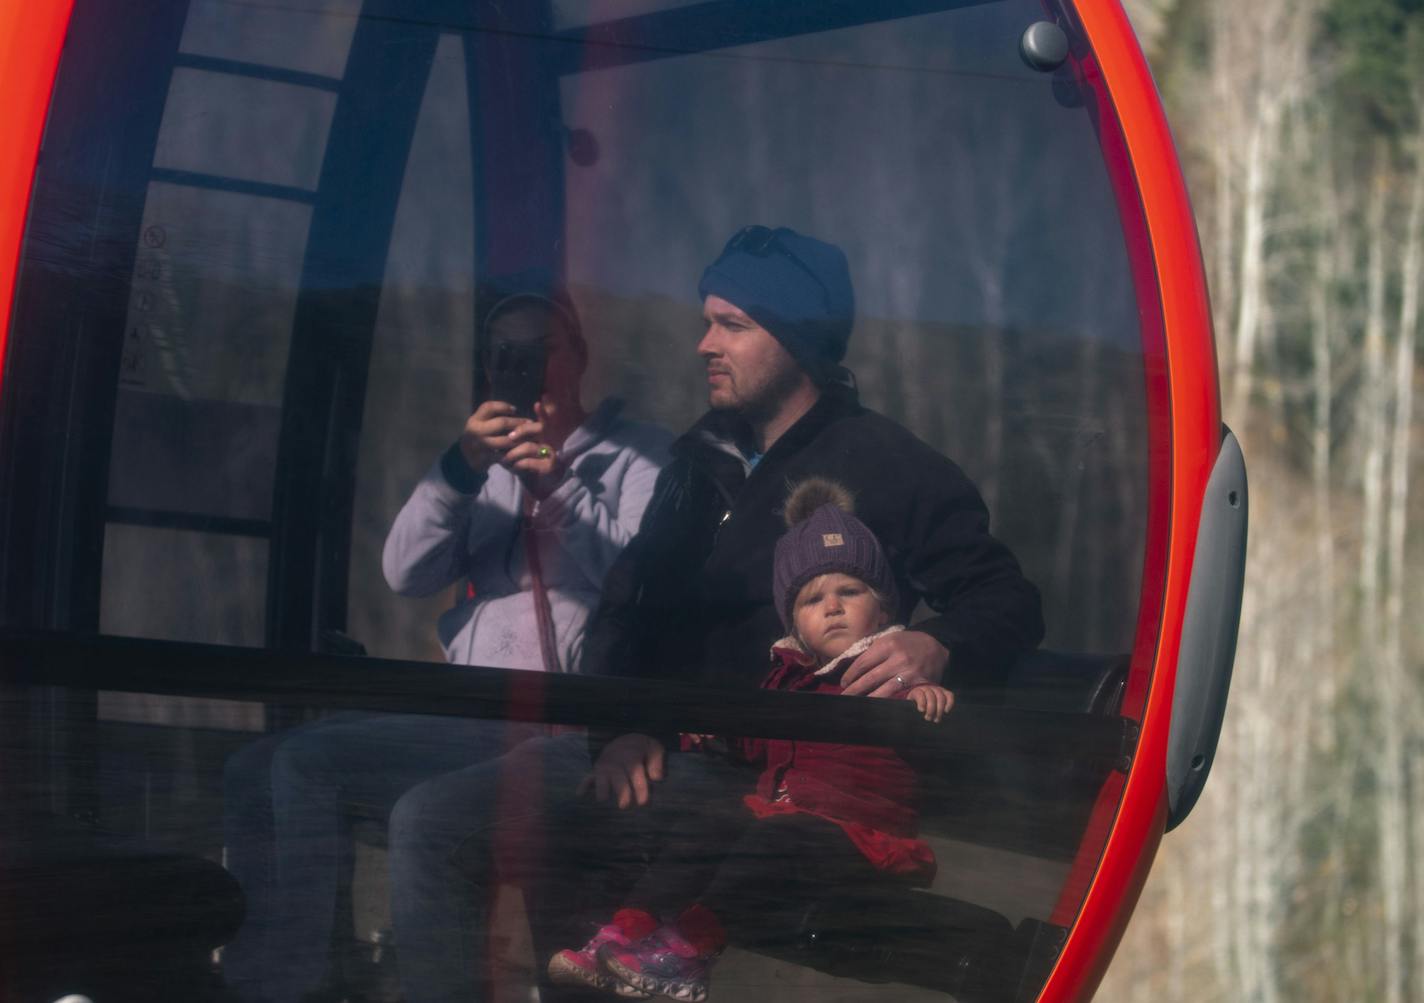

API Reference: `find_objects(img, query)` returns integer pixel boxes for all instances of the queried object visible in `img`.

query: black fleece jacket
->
[578,385,1044,719]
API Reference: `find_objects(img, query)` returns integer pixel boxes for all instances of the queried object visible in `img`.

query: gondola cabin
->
[0,2,1245,1001]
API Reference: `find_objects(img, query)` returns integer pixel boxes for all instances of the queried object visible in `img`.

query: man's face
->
[792,572,889,663]
[697,295,807,418]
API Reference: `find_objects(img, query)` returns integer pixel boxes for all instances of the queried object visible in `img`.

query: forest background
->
[1100,2,1424,1000]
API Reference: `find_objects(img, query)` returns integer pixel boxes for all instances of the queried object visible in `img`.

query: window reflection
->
[177,0,359,80]
[2,1,1153,1001]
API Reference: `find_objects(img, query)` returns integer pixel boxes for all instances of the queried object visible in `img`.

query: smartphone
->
[486,337,545,420]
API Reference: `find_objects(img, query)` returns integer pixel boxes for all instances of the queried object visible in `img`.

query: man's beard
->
[722,360,807,426]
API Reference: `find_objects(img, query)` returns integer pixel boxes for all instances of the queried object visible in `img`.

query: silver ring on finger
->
[895,673,906,690]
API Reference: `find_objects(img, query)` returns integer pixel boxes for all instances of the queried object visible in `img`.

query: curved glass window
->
[1,2,1160,1001]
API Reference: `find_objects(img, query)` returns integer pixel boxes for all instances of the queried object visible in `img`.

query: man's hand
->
[458,401,531,472]
[908,684,954,723]
[577,733,665,809]
[839,630,950,698]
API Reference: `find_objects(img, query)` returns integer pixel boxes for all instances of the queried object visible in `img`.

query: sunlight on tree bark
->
[1105,1,1423,1000]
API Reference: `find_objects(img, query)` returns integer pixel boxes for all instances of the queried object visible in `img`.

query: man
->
[579,224,1044,808]
[388,227,1042,1003]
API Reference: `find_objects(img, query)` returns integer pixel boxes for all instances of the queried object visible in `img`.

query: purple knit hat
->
[773,478,899,630]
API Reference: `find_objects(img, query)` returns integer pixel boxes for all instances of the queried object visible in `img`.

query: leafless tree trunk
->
[1165,852,1187,1003]
[1219,0,1317,420]
[1352,160,1398,1001]
[1375,140,1423,1003]
[1208,1,1237,352]
[1359,167,1389,645]
[945,121,1025,513]
[1310,114,1339,751]
[1383,144,1420,699]
[1413,753,1424,1003]
[1229,88,1271,418]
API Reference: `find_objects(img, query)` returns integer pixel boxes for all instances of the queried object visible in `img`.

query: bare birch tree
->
[1104,2,1424,1000]
[1374,127,1424,1003]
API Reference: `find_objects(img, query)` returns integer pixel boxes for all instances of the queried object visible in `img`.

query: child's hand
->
[909,685,954,723]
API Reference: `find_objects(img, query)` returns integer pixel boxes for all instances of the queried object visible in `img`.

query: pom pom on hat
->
[782,477,855,527]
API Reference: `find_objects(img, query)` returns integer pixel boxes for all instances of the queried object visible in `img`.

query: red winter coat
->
[737,627,936,884]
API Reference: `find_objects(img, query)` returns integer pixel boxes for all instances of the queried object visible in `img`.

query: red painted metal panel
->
[1037,2,1220,1000]
[0,3,75,405]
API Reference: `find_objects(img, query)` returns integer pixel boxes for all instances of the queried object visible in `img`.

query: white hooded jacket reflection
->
[383,397,672,671]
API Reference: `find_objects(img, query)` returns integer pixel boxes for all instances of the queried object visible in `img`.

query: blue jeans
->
[390,738,758,1003]
[221,713,552,1003]
[389,729,595,1003]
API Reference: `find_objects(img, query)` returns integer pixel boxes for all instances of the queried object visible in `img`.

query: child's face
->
[792,572,889,663]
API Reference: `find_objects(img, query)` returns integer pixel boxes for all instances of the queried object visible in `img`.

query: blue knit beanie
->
[773,478,898,630]
[698,226,855,382]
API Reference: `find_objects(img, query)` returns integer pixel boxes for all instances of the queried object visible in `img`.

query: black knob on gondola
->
[1020,21,1069,72]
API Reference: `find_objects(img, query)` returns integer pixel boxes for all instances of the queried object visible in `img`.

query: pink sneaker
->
[547,909,658,998]
[598,907,724,1003]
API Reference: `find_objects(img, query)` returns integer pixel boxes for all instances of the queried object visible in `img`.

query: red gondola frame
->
[0,3,1227,1000]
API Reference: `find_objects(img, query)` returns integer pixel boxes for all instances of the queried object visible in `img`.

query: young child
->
[548,478,954,1002]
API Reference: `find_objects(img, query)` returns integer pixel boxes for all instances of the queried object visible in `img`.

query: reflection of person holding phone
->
[457,293,589,505]
[221,287,671,1003]
[384,289,674,672]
